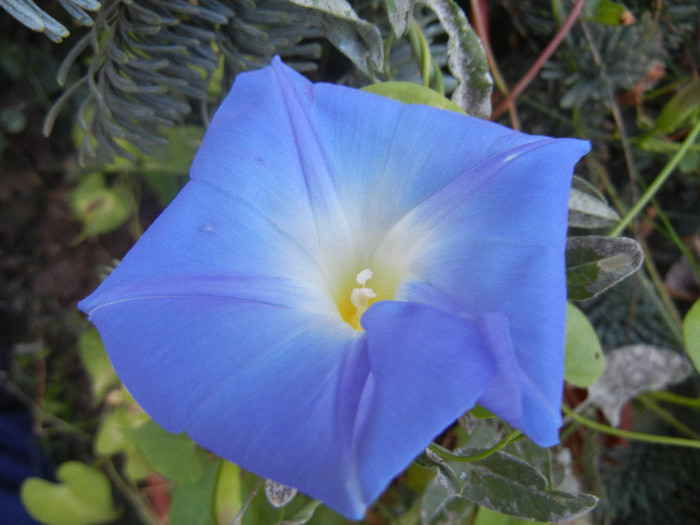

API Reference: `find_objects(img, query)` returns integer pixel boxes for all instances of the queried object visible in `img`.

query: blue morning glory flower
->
[79,58,590,519]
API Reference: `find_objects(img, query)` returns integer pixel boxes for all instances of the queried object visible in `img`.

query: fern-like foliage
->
[42,0,324,162]
[542,13,664,110]
[0,0,100,42]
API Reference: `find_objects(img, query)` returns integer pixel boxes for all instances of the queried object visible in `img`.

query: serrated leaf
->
[77,328,120,401]
[568,176,620,228]
[288,0,383,76]
[363,81,466,113]
[20,461,119,525]
[566,236,644,300]
[452,451,597,522]
[565,303,605,387]
[587,345,693,425]
[683,298,700,373]
[132,420,207,483]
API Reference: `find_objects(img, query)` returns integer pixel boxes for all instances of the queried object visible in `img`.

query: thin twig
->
[470,0,520,129]
[490,0,587,120]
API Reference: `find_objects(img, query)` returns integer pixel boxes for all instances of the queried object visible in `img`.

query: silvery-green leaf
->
[417,449,463,498]
[265,479,298,508]
[448,450,597,521]
[421,477,474,525]
[289,0,383,76]
[274,499,322,525]
[568,176,620,228]
[566,236,644,301]
[383,0,492,117]
[587,345,693,426]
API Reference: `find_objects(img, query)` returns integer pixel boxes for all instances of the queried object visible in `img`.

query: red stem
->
[490,0,587,120]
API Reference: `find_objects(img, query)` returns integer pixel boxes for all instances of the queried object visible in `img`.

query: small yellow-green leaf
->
[77,328,119,401]
[20,461,119,525]
[94,407,151,481]
[655,78,700,134]
[69,172,132,240]
[362,81,466,114]
[683,298,700,373]
[565,303,605,387]
[474,506,546,525]
[214,461,243,525]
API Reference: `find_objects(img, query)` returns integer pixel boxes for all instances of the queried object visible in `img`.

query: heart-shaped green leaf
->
[20,461,119,525]
[565,303,605,387]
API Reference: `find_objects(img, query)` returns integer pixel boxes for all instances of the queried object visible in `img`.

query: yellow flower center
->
[335,266,399,330]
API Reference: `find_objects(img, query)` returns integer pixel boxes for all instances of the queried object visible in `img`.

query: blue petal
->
[85,286,495,518]
[387,137,591,444]
[80,57,590,517]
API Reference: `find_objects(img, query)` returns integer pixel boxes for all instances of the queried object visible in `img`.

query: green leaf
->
[683,298,700,373]
[588,345,693,425]
[94,407,151,481]
[564,303,605,387]
[473,506,546,525]
[363,81,466,113]
[77,328,120,401]
[504,438,551,485]
[568,176,620,228]
[654,78,700,135]
[588,0,630,25]
[132,420,207,483]
[389,0,492,117]
[215,462,243,525]
[169,464,220,525]
[566,236,644,301]
[20,461,119,525]
[447,451,598,522]
[421,479,475,525]
[287,0,383,76]
[69,172,132,241]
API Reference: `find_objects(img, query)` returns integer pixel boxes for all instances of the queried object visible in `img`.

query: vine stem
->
[429,430,523,463]
[490,0,587,120]
[562,405,700,449]
[609,117,700,237]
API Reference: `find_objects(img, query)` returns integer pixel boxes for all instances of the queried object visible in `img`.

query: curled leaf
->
[566,236,644,301]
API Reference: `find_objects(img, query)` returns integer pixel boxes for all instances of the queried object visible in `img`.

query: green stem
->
[103,459,161,525]
[638,394,700,440]
[647,391,700,409]
[408,19,432,87]
[429,430,523,463]
[609,118,700,237]
[562,405,700,449]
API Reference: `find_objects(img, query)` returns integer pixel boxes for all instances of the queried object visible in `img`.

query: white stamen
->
[350,287,377,309]
[356,268,373,286]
